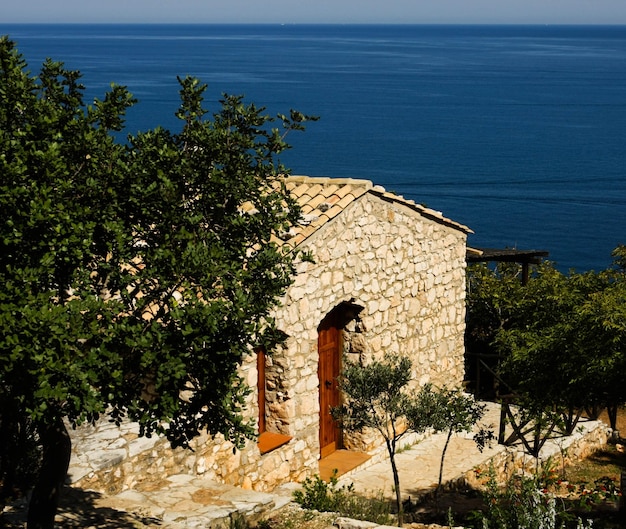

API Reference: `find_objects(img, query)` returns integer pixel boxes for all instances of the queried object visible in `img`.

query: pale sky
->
[2,0,626,25]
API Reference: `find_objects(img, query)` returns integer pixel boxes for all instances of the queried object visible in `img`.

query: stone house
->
[70,175,471,494]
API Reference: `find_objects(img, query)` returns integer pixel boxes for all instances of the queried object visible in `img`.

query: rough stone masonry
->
[69,177,471,494]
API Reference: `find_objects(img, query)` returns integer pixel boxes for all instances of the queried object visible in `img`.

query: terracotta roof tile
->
[300,203,315,215]
[267,175,471,247]
[295,193,312,207]
[333,185,354,200]
[324,204,344,220]
[307,194,329,210]
[336,193,358,210]
[304,183,324,199]
[321,184,340,199]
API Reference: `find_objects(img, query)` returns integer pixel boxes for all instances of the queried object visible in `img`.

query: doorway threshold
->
[319,449,370,482]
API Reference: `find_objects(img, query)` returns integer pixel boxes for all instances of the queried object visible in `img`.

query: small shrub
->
[293,472,393,526]
[258,506,334,529]
[337,489,393,526]
[471,464,595,529]
[293,473,343,512]
[570,476,621,511]
[230,513,250,529]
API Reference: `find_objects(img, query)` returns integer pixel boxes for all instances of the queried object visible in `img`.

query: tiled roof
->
[282,176,373,246]
[244,176,472,247]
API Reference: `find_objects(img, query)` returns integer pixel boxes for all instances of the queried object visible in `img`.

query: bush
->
[293,472,393,526]
[470,465,595,529]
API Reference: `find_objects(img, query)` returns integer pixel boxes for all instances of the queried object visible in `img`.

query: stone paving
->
[339,402,610,503]
[335,401,506,501]
[2,402,611,528]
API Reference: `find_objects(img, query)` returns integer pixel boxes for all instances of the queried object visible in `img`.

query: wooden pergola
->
[466,247,549,285]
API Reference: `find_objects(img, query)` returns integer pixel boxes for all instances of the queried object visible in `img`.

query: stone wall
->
[269,192,467,453]
[463,418,611,492]
[69,191,469,494]
[283,193,466,369]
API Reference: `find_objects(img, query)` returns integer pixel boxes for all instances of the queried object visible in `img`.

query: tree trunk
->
[0,402,21,499]
[386,439,403,527]
[27,417,72,529]
[562,406,582,435]
[436,429,453,511]
[607,403,618,432]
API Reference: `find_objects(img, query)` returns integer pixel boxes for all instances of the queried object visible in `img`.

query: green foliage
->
[470,462,615,529]
[466,255,626,431]
[332,355,447,443]
[478,466,565,529]
[332,354,488,525]
[229,513,250,529]
[540,455,622,515]
[293,473,392,526]
[333,355,415,438]
[0,35,316,515]
[331,354,429,525]
[611,244,626,272]
[417,387,492,499]
[572,476,621,510]
[293,473,343,513]
[258,506,333,529]
[408,385,487,440]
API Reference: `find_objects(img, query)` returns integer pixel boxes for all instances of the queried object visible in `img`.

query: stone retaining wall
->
[462,418,612,493]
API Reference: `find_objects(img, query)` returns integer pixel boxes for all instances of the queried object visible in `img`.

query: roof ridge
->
[268,175,472,247]
[283,175,375,190]
[368,187,472,234]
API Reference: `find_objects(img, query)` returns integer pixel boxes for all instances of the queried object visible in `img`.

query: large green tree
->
[0,37,314,528]
[572,248,626,429]
[466,252,626,442]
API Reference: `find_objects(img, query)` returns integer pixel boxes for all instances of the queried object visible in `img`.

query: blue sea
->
[2,24,626,272]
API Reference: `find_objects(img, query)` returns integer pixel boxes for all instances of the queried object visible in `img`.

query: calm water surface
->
[3,24,626,271]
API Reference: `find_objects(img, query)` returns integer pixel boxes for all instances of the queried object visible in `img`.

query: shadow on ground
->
[1,486,161,528]
[584,443,626,471]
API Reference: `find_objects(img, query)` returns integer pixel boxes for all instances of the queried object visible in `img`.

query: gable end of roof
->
[280,176,471,246]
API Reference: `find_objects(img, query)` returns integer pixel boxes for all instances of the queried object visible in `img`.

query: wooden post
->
[475,354,481,396]
[619,470,626,516]
[498,401,507,445]
[521,262,530,285]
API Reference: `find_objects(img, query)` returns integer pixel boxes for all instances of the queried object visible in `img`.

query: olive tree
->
[332,355,488,526]
[423,386,493,503]
[0,37,315,528]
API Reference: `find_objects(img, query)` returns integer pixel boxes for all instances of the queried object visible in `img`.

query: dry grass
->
[564,443,625,485]
[257,504,337,529]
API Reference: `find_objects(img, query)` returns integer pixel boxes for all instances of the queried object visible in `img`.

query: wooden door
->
[318,312,342,458]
